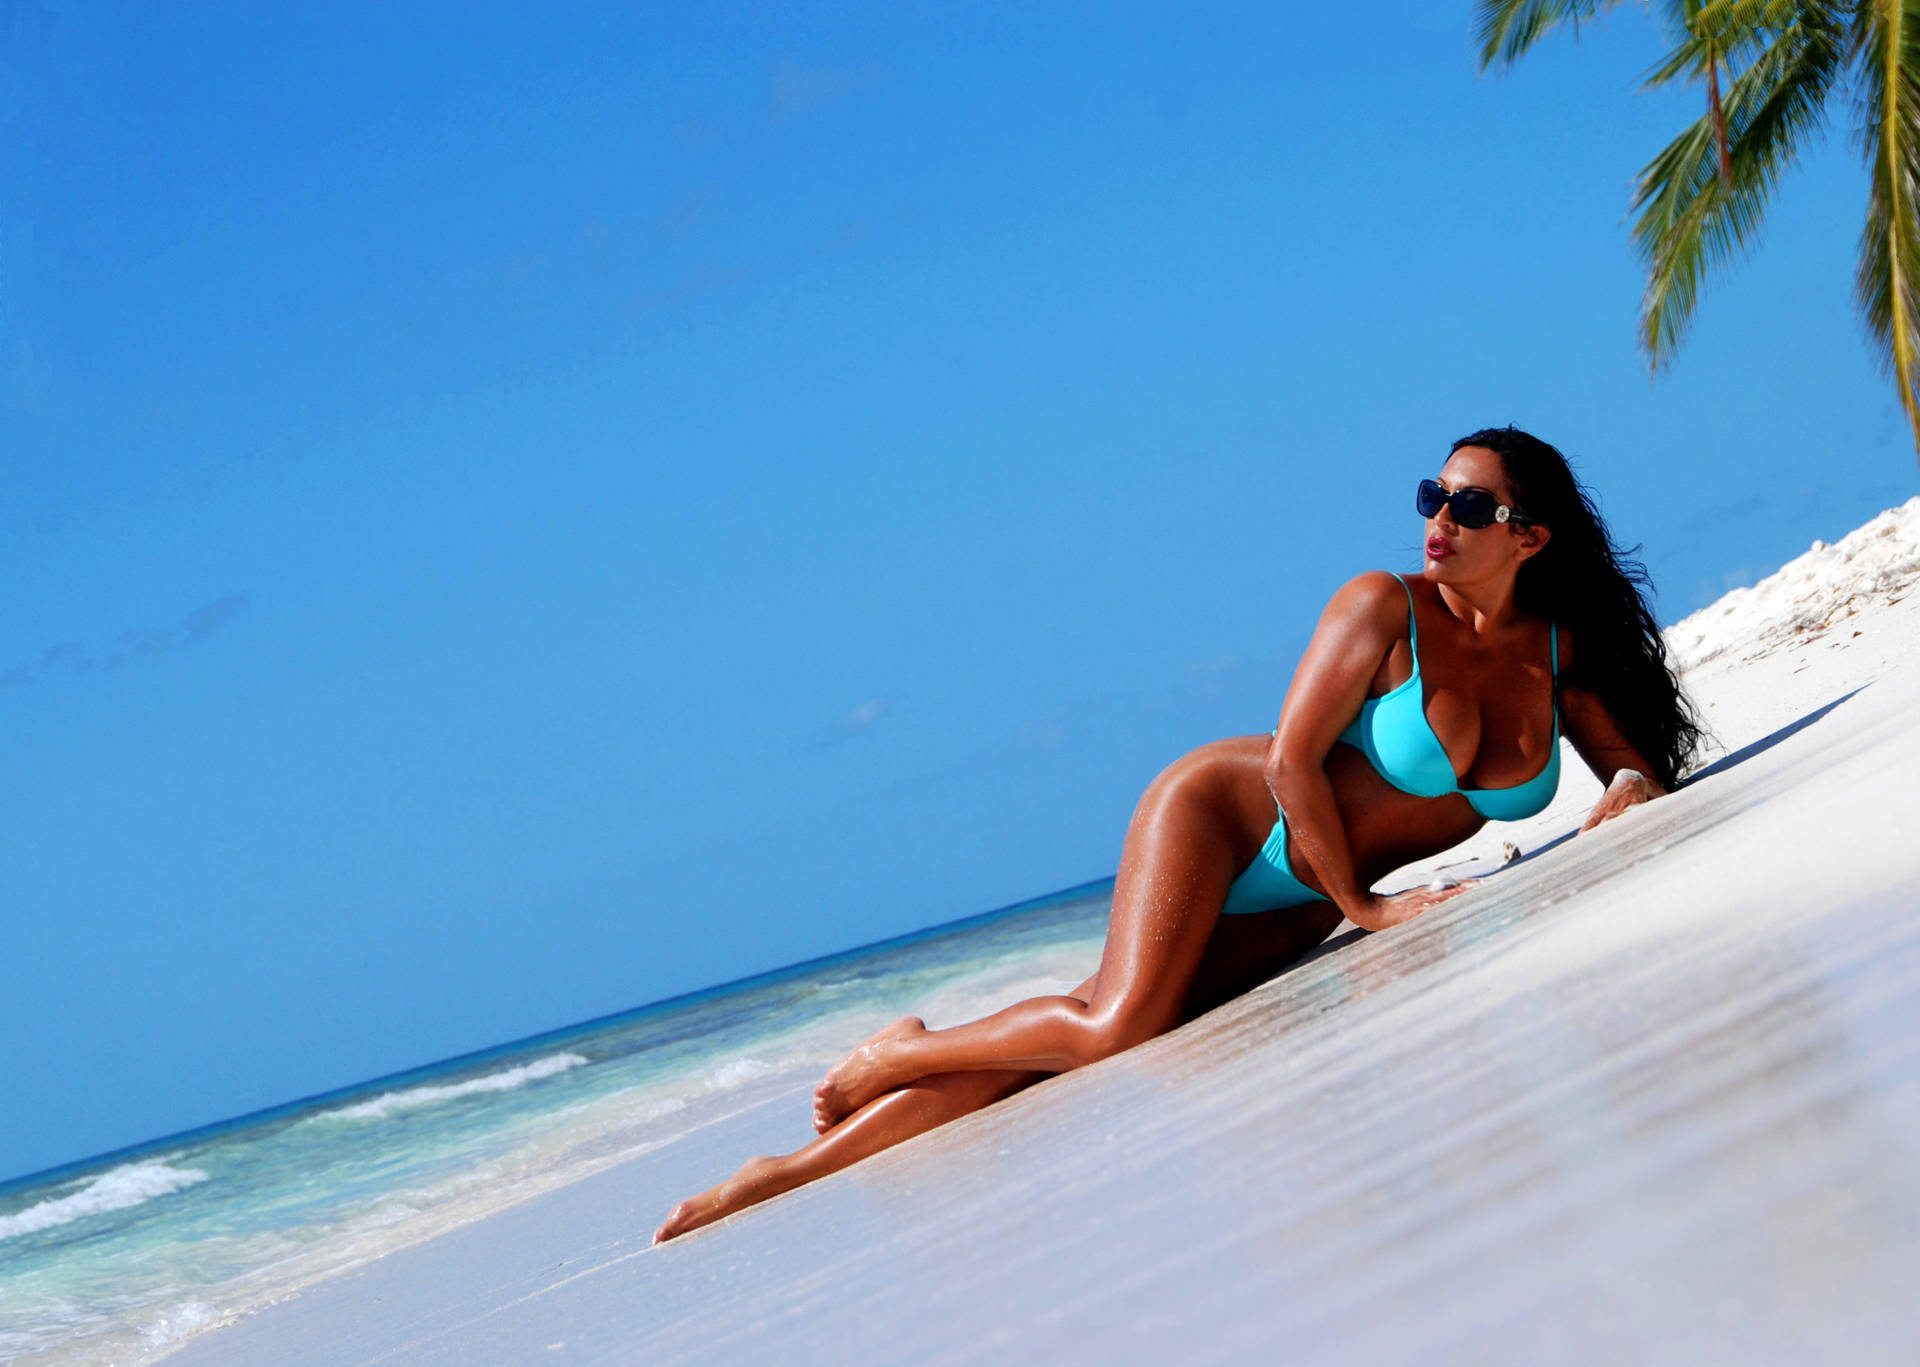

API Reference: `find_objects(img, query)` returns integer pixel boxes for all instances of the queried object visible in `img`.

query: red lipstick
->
[1426,536,1454,560]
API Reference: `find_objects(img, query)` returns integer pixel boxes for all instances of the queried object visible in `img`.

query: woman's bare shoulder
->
[1299,572,1412,662]
[1327,570,1410,619]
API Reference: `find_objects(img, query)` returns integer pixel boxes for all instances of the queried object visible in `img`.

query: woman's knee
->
[1066,1004,1170,1067]
[1143,734,1252,821]
[1134,758,1224,837]
[1140,740,1224,803]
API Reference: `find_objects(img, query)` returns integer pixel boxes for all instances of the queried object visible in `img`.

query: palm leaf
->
[1631,6,1848,367]
[1474,0,1622,67]
[1640,0,1804,83]
[1857,0,1920,457]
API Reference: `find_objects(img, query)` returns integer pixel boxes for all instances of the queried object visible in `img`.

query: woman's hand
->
[1580,768,1664,832]
[1352,880,1473,932]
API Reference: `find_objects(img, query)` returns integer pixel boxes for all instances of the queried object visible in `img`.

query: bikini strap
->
[1396,574,1418,650]
[1549,621,1562,737]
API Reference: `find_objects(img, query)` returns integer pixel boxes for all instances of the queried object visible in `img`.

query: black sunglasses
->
[1416,478,1531,530]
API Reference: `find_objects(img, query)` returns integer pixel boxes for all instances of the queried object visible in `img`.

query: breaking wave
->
[316,1052,592,1122]
[0,1159,210,1241]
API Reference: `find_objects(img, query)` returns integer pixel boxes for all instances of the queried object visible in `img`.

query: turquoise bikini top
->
[1337,576,1561,823]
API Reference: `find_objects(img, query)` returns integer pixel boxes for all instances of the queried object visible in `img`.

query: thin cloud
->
[839,698,887,729]
[811,696,893,748]
[181,594,247,643]
[5,338,53,414]
[769,59,871,123]
[674,116,724,150]
[1691,566,1765,611]
[499,250,546,287]
[655,185,719,239]
[625,264,749,317]
[39,641,89,674]
[1675,494,1769,538]
[819,219,871,255]
[2,592,250,688]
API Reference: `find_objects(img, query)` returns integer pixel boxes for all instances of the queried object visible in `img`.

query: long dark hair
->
[1450,426,1704,788]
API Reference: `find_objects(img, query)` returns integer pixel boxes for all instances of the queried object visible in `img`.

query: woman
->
[654,426,1702,1244]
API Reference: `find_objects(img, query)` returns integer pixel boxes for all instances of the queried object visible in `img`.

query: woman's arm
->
[1265,573,1461,933]
[1559,677,1668,831]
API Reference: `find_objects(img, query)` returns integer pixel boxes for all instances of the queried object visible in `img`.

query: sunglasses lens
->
[1418,479,1503,529]
[1450,490,1496,529]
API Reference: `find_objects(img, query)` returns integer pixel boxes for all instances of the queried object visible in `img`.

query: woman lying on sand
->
[655,426,1702,1244]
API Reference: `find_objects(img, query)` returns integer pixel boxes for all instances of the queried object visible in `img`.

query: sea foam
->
[139,1300,225,1350]
[316,1052,591,1122]
[0,1159,210,1240]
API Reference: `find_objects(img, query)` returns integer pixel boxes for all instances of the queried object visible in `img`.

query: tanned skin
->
[654,446,1665,1244]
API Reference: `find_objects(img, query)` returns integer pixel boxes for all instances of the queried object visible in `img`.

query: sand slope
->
[160,503,1920,1366]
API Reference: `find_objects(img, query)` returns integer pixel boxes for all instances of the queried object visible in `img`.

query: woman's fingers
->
[1369,880,1472,928]
[1418,881,1473,910]
[1581,769,1658,832]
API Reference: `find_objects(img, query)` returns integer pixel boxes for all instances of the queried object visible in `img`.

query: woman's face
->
[1422,445,1549,581]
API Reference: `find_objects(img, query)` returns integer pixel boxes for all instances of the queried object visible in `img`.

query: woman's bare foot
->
[812,1016,926,1133]
[653,1154,787,1245]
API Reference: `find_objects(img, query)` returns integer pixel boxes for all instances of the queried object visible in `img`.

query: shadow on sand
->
[1287,687,1869,970]
[1507,685,1867,872]
[1680,686,1865,785]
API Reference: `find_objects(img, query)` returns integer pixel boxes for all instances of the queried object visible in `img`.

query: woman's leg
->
[654,1066,1047,1243]
[655,897,1344,1243]
[656,971,1100,1243]
[812,753,1253,1130]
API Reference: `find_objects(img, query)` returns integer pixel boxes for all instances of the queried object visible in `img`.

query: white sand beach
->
[155,501,1920,1366]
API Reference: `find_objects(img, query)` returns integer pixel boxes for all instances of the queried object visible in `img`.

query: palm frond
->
[1640,0,1803,85]
[1474,0,1622,68]
[1856,0,1920,459]
[1631,7,1849,367]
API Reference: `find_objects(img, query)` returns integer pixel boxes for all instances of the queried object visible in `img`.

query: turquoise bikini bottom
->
[1220,809,1332,916]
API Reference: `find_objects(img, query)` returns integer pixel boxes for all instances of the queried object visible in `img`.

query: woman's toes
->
[653,1201,696,1244]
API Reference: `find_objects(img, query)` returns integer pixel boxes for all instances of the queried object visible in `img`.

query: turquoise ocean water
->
[0,882,1111,1365]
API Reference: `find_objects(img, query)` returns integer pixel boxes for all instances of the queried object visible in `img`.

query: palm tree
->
[1476,1,1920,464]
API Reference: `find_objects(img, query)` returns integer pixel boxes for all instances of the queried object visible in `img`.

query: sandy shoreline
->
[152,505,1920,1366]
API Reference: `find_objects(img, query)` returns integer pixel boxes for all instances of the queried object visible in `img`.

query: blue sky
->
[2,0,1911,1181]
